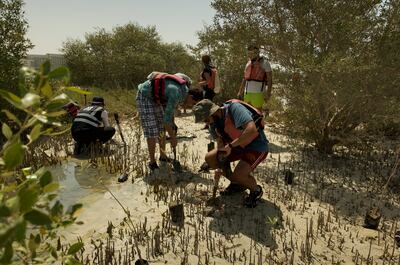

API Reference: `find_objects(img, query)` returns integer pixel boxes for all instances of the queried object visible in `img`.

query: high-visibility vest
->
[73,105,103,128]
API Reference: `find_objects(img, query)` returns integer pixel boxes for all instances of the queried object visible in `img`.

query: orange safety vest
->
[151,73,187,105]
[217,99,265,147]
[244,57,267,82]
[201,67,218,89]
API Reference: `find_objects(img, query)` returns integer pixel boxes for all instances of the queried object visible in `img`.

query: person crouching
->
[192,99,269,208]
[71,96,115,155]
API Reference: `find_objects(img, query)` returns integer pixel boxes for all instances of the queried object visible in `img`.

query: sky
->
[23,0,215,54]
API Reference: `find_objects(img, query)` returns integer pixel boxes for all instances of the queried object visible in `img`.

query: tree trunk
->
[316,137,338,154]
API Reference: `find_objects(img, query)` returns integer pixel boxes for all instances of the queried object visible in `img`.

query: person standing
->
[237,44,273,111]
[199,54,219,101]
[136,72,203,171]
[71,96,115,155]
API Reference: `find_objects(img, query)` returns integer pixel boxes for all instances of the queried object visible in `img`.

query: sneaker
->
[395,230,400,247]
[243,185,263,208]
[220,183,246,196]
[148,162,159,171]
[159,156,173,163]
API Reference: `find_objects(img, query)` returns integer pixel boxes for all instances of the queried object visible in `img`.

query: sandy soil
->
[53,111,400,265]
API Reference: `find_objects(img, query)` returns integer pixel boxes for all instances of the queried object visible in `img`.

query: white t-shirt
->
[244,57,272,93]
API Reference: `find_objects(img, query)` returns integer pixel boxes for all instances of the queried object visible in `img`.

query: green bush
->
[0,62,89,264]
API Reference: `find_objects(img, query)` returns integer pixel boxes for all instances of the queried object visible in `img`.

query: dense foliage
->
[0,63,90,264]
[196,0,400,153]
[63,23,200,89]
[0,0,33,95]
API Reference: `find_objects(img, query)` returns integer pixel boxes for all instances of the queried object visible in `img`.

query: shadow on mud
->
[209,194,283,249]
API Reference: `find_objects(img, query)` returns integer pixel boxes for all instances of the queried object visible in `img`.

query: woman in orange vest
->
[198,54,218,101]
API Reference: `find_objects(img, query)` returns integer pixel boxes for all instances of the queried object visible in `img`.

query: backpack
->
[151,73,186,105]
[225,99,265,129]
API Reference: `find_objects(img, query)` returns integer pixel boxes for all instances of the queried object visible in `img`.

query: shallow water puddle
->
[49,159,116,207]
[48,159,154,240]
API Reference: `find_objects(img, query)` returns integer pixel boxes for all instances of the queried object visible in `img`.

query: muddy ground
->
[49,112,400,265]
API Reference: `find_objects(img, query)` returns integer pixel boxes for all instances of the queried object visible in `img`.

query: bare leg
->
[230,160,258,192]
[205,148,219,169]
[147,138,157,163]
[205,149,233,181]
[158,134,167,159]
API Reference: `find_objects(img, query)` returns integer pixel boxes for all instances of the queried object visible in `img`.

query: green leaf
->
[5,197,19,212]
[62,220,74,226]
[33,114,48,123]
[43,126,70,136]
[41,81,53,98]
[18,184,39,213]
[28,234,37,257]
[0,205,11,217]
[40,60,51,75]
[26,116,38,128]
[47,194,57,201]
[46,93,69,111]
[48,67,70,83]
[46,100,67,112]
[0,243,13,263]
[48,244,58,259]
[34,167,46,176]
[67,242,84,255]
[22,167,32,176]
[0,219,25,248]
[0,226,13,248]
[28,123,42,143]
[0,89,22,109]
[14,220,26,243]
[65,86,92,95]
[2,123,12,139]
[24,209,52,225]
[3,141,25,170]
[65,256,83,265]
[34,234,41,244]
[67,203,83,218]
[39,171,52,187]
[50,200,63,217]
[46,110,67,117]
[43,183,59,193]
[21,93,41,108]
[1,110,21,126]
